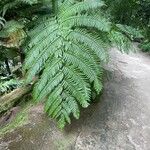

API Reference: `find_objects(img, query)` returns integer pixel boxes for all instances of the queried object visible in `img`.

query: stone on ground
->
[0,47,150,150]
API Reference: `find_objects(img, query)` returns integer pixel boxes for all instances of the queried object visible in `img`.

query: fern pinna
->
[24,0,130,128]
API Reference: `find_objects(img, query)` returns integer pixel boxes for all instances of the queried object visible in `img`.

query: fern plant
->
[0,78,23,95]
[140,26,150,52]
[24,0,133,128]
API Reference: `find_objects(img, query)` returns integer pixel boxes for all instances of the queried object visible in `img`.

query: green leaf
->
[24,0,133,128]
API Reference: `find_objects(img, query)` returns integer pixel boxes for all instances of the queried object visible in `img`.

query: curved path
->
[1,47,150,150]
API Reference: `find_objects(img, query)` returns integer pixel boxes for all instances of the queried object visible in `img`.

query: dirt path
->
[0,47,150,150]
[73,48,150,150]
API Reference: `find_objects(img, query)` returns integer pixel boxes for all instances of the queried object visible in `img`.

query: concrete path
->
[0,47,150,150]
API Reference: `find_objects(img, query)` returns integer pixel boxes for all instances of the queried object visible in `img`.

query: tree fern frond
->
[59,1,105,19]
[64,52,97,83]
[33,58,63,99]
[59,0,76,12]
[35,72,64,101]
[44,85,63,112]
[62,15,111,32]
[63,78,90,108]
[68,29,109,62]
[24,0,133,128]
[109,30,133,53]
[67,96,80,119]
[25,37,61,83]
[69,42,102,75]
[116,24,144,40]
[28,19,57,40]
[24,30,59,68]
[63,66,91,100]
[48,95,63,117]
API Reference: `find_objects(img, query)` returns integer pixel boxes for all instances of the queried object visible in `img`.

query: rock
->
[0,47,150,150]
[0,106,21,127]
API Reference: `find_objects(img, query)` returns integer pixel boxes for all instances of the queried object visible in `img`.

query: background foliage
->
[104,0,150,51]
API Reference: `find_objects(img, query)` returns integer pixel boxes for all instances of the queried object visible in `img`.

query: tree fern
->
[24,0,133,128]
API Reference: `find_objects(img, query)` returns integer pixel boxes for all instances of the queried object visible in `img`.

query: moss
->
[0,102,33,136]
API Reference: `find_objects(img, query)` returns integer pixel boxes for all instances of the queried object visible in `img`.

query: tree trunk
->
[0,85,32,114]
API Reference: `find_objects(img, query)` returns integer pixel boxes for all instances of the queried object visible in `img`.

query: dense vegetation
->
[105,0,150,51]
[0,0,149,128]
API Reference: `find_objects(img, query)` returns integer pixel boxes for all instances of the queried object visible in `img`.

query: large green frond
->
[109,30,133,53]
[59,1,105,19]
[68,29,109,62]
[62,15,111,32]
[24,0,132,128]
